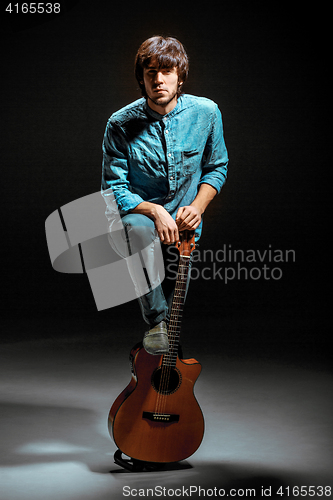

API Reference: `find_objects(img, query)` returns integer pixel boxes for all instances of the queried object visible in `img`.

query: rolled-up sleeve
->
[101,118,144,215]
[199,104,228,193]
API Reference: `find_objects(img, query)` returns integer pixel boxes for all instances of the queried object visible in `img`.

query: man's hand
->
[130,184,217,244]
[131,202,179,244]
[175,205,202,231]
[175,183,218,232]
[151,204,179,244]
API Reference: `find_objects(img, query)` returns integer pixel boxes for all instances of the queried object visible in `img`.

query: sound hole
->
[151,367,181,395]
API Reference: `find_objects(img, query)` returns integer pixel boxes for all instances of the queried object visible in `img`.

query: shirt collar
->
[144,94,184,120]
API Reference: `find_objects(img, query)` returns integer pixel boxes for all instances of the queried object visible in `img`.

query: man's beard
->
[148,89,178,108]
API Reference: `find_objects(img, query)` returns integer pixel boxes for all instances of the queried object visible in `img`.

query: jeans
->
[107,213,191,327]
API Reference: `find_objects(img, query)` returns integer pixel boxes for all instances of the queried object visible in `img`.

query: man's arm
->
[132,182,218,243]
[176,183,217,232]
[176,103,228,233]
[132,183,217,244]
[101,119,145,215]
[131,202,179,245]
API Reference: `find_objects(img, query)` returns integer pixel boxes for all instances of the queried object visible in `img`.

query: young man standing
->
[101,36,228,354]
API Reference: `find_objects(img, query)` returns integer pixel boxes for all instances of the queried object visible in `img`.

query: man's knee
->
[122,213,154,229]
[122,214,157,248]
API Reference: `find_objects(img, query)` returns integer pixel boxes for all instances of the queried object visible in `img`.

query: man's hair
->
[134,36,189,97]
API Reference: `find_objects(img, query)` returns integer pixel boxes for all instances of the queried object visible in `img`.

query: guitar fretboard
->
[162,255,191,368]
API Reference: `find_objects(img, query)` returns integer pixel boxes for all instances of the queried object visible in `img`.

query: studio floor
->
[0,326,332,500]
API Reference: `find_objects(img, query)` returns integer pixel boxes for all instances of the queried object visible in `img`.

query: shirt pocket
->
[182,150,200,176]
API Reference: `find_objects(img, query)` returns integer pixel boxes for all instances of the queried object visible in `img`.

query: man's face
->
[142,59,182,114]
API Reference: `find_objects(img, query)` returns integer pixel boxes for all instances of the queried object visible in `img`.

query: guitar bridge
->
[142,411,179,422]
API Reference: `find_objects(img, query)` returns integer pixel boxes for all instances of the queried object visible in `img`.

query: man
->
[101,35,228,354]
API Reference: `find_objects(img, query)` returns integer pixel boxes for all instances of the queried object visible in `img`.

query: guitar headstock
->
[176,230,195,257]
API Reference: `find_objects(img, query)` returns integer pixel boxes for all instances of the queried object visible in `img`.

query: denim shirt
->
[101,94,228,240]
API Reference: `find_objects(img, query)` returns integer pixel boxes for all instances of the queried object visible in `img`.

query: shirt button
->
[165,130,169,134]
[168,153,172,157]
[170,176,174,180]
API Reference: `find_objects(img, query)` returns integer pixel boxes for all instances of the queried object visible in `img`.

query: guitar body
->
[108,344,204,463]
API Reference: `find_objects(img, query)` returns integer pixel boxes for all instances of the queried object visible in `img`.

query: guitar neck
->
[162,252,191,368]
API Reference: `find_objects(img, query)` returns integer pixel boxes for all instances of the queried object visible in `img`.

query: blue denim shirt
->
[101,94,228,239]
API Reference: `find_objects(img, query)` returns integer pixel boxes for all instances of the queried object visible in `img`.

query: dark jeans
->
[107,213,191,327]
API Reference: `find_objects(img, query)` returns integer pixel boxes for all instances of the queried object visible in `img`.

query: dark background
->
[1,1,330,359]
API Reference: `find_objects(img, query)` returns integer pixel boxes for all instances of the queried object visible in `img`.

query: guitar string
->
[162,259,188,415]
[153,266,181,417]
[154,257,184,416]
[154,255,184,415]
[156,282,179,414]
[154,235,192,417]
[155,256,189,417]
[156,257,186,413]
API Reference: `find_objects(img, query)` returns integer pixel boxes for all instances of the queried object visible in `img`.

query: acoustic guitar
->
[108,230,204,466]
